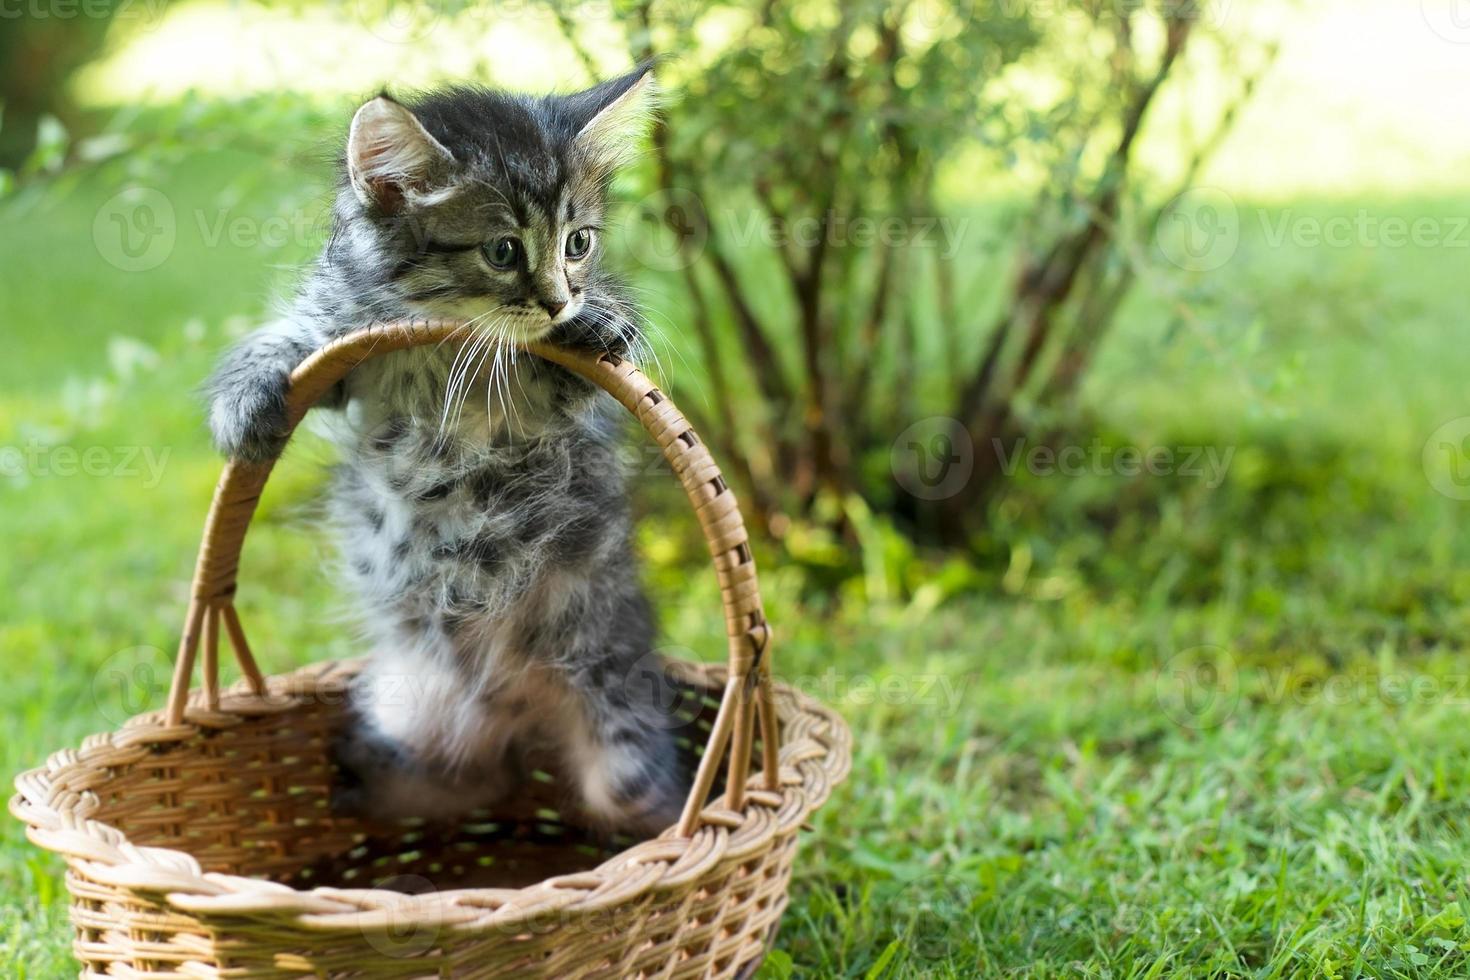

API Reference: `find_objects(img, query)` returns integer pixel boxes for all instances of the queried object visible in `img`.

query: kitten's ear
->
[572,65,661,175]
[347,95,455,213]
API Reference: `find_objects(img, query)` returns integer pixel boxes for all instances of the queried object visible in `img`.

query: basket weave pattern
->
[11,321,851,978]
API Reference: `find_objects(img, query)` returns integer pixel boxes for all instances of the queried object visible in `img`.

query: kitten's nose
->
[539,298,567,318]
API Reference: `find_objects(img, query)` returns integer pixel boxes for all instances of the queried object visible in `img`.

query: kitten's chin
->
[493,317,557,344]
[414,302,556,344]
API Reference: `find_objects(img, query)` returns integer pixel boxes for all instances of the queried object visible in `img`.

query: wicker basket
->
[11,320,851,979]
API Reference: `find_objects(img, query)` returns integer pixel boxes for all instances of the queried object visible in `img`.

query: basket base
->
[282,814,634,892]
[267,661,731,895]
[11,656,853,979]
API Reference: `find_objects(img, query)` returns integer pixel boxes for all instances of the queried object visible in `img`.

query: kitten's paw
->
[208,369,291,462]
[328,727,399,819]
[578,740,689,838]
[330,726,517,823]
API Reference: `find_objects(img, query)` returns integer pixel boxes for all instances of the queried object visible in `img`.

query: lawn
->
[4,141,1470,979]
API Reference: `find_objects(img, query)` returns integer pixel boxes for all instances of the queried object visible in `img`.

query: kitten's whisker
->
[494,337,516,439]
[439,311,497,437]
[445,308,505,436]
[597,288,701,401]
[506,341,532,441]
[634,319,692,392]
[582,304,671,389]
[474,314,514,440]
[430,316,478,356]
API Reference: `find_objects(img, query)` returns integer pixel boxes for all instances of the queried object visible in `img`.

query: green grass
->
[4,139,1470,978]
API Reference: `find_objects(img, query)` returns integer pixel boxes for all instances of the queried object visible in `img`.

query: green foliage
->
[5,139,1470,975]
[3,8,1470,977]
[543,0,1273,536]
[0,1,130,168]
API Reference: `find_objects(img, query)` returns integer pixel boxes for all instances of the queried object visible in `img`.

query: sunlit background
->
[5,1,1470,975]
[78,1,1470,193]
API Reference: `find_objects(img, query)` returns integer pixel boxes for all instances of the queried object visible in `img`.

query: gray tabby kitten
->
[206,66,686,835]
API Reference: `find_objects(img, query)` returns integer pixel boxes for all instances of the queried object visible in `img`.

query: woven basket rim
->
[11,323,855,970]
[11,656,851,934]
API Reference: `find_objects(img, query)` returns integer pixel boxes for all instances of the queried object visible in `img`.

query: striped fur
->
[205,67,686,834]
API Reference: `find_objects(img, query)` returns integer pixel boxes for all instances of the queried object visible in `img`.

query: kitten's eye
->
[484,237,521,270]
[565,228,593,260]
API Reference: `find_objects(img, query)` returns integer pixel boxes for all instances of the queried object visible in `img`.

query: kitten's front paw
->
[208,370,291,462]
[330,725,518,823]
[580,740,689,839]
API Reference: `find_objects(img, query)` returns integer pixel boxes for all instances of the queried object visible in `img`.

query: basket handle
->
[166,319,781,837]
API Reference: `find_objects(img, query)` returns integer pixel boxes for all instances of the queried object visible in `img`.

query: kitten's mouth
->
[420,300,560,344]
[483,302,582,343]
[489,314,557,344]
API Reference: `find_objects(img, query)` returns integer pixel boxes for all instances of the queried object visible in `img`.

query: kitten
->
[205,66,687,835]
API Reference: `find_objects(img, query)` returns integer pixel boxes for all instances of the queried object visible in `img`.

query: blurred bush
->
[548,0,1276,548]
[0,4,124,169]
[2,0,1280,577]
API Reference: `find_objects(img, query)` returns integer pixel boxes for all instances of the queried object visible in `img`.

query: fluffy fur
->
[205,66,686,834]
